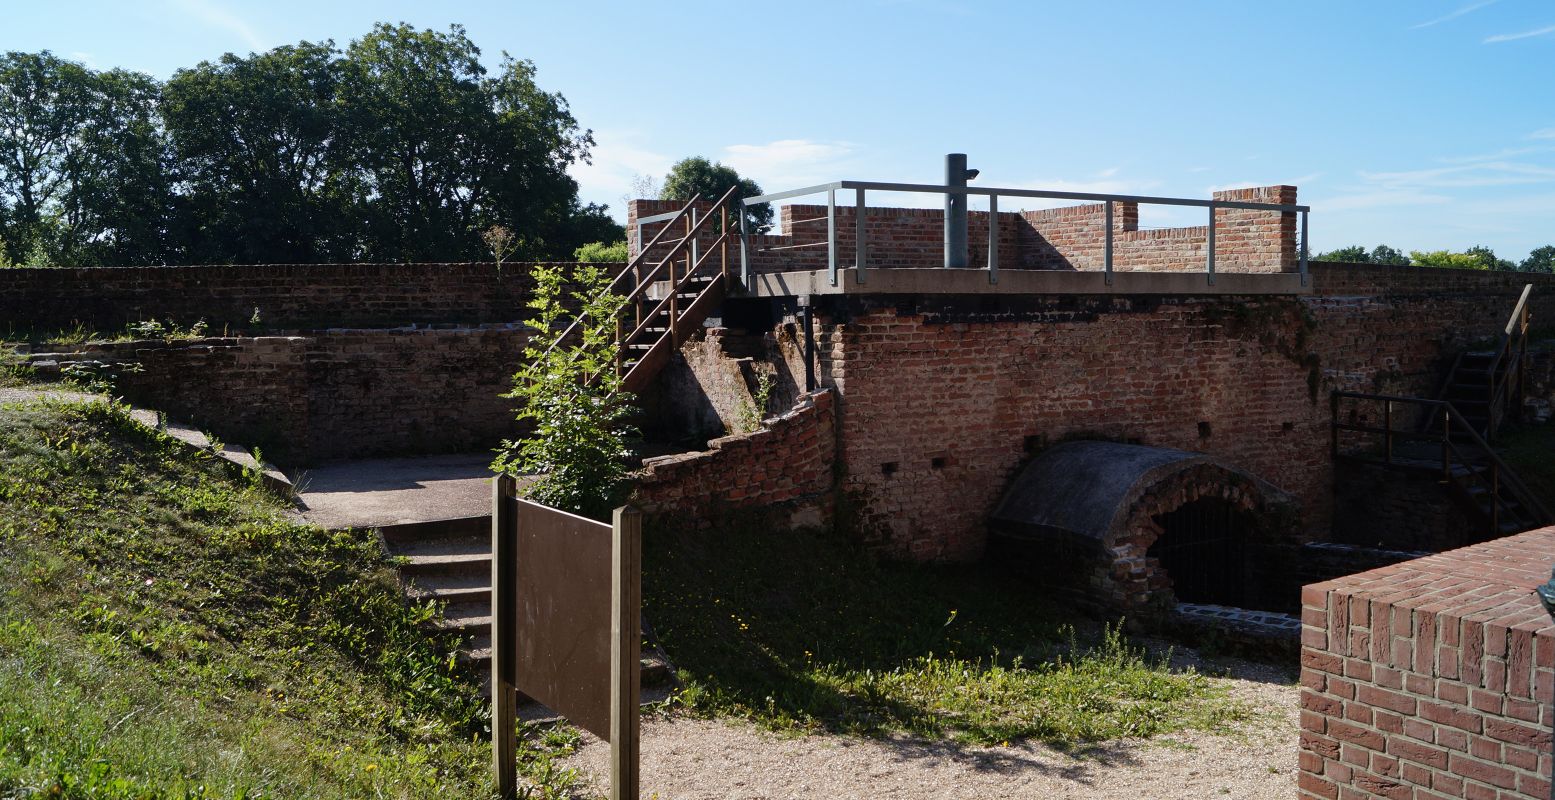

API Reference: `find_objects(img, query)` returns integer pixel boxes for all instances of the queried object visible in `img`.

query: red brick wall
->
[33,326,530,464]
[822,297,1328,561]
[0,262,615,333]
[1299,526,1555,800]
[632,389,836,529]
[627,185,1297,275]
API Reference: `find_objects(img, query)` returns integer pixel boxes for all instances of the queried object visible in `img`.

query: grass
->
[0,395,579,799]
[645,524,1252,747]
[2,318,224,347]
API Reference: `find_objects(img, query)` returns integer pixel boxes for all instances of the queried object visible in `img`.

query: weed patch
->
[646,525,1250,746]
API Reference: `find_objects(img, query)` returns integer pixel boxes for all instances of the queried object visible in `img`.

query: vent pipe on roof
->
[944,153,979,268]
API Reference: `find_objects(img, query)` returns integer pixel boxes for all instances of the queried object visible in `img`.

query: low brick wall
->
[1299,527,1555,799]
[632,389,836,529]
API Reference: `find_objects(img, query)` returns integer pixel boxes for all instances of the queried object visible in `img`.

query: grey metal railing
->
[734,180,1312,289]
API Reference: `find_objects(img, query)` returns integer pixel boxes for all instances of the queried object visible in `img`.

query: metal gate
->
[1147,498,1250,607]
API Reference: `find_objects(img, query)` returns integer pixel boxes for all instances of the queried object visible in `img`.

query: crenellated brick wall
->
[1299,526,1555,800]
[627,184,1297,275]
[632,389,836,530]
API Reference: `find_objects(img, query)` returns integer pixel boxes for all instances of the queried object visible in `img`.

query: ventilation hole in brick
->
[1197,421,1212,438]
[1023,434,1045,454]
[881,461,898,477]
[930,456,948,470]
[1282,421,1295,432]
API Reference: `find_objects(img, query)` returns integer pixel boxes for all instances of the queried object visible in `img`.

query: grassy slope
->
[0,397,577,799]
[646,525,1252,747]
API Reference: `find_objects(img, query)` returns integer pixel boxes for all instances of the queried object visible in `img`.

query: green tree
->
[1410,250,1489,270]
[1312,245,1370,262]
[494,263,636,519]
[661,156,772,233]
[1464,245,1516,271]
[1520,245,1555,274]
[343,24,594,261]
[573,240,628,262]
[164,41,362,263]
[1369,245,1409,265]
[0,51,96,264]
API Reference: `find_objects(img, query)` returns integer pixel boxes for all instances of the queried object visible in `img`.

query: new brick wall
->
[632,389,836,530]
[627,185,1298,275]
[0,262,615,332]
[1299,526,1555,800]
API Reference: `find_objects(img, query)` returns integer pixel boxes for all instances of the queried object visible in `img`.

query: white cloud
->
[168,0,265,51]
[1484,24,1555,43]
[569,129,675,217]
[719,139,856,189]
[1360,161,1555,188]
[1530,128,1555,140]
[1410,0,1496,29]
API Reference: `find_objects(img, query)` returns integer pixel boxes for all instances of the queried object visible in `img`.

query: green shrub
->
[572,240,629,262]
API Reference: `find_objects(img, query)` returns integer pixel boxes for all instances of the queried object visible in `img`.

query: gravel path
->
[560,664,1297,800]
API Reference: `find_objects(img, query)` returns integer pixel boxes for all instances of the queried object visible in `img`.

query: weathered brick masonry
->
[0,262,614,331]
[1299,526,1555,800]
[633,389,836,529]
[43,325,530,464]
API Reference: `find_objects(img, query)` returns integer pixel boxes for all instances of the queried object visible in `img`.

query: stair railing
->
[1484,283,1533,442]
[1332,390,1553,537]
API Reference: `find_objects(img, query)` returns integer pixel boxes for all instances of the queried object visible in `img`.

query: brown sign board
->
[491,475,640,800]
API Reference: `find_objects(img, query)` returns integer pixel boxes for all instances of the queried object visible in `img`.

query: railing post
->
[1105,200,1114,286]
[609,506,642,800]
[667,249,678,346]
[1206,203,1216,287]
[614,315,623,377]
[1442,408,1452,480]
[827,188,837,287]
[689,208,698,273]
[854,187,867,286]
[1300,209,1310,287]
[1330,391,1340,461]
[987,193,999,285]
[739,204,751,291]
[720,204,729,282]
[1384,400,1393,465]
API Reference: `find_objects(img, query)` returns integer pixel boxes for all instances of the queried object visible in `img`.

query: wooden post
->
[491,474,518,798]
[610,506,642,800]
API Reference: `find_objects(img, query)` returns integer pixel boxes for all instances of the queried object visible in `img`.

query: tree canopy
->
[1310,244,1410,265]
[0,26,622,266]
[660,156,772,233]
[1521,245,1555,274]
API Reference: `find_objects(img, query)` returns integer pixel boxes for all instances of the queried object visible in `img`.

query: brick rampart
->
[632,389,836,530]
[32,326,529,464]
[1298,526,1555,800]
[0,262,617,333]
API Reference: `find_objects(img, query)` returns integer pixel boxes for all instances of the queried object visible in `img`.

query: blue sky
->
[6,0,1555,259]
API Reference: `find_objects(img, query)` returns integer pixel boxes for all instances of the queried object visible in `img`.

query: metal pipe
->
[945,154,970,268]
[1300,210,1310,286]
[800,298,816,392]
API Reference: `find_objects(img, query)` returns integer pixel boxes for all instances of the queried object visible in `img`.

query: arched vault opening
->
[988,440,1300,614]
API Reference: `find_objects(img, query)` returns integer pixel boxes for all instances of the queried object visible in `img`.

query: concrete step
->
[379,515,489,549]
[406,572,492,605]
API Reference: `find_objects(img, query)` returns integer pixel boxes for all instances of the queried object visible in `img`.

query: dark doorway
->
[1147,498,1255,608]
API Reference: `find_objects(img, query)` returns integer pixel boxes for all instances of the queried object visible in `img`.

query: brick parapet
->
[632,389,837,529]
[1299,526,1555,799]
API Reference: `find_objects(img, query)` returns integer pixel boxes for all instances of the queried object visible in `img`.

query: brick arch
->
[1102,462,1276,611]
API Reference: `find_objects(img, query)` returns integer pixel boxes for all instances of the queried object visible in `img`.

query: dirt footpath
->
[561,667,1298,800]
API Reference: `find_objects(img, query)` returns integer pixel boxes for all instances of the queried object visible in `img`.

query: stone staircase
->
[379,515,672,690]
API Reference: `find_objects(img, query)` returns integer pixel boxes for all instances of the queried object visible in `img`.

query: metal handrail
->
[1332,390,1554,530]
[737,179,1312,289]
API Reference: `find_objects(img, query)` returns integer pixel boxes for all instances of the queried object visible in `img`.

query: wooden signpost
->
[491,474,640,800]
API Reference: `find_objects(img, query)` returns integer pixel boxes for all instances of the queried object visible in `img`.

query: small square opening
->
[881,461,898,477]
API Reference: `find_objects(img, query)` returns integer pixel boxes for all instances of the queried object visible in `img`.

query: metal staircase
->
[540,184,742,394]
[1330,284,1549,541]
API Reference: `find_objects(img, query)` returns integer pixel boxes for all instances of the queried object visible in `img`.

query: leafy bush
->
[494,262,636,519]
[572,240,629,262]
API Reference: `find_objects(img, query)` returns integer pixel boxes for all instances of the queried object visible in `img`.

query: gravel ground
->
[560,657,1298,800]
